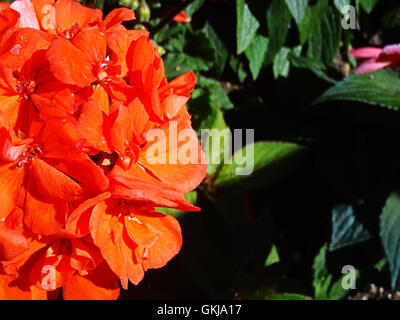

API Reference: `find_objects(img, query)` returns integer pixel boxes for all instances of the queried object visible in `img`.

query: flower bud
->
[139,0,150,22]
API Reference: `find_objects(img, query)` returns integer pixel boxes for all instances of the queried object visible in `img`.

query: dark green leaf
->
[289,55,336,84]
[380,192,400,289]
[314,69,400,110]
[330,204,372,251]
[382,8,400,29]
[201,22,229,76]
[298,0,328,45]
[320,7,342,66]
[267,0,292,62]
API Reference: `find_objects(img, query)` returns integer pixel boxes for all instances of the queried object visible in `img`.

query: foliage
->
[70,0,400,299]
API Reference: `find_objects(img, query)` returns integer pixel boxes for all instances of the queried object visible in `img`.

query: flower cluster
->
[0,0,206,300]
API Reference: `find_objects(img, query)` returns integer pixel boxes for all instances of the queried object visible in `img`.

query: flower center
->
[12,144,42,168]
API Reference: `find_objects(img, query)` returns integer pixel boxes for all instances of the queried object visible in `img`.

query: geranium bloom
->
[0,0,207,300]
[349,44,400,74]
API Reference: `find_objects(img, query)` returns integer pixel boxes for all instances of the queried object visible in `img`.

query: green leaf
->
[298,0,328,45]
[201,22,229,76]
[265,245,280,267]
[230,55,248,83]
[214,142,307,191]
[313,244,355,300]
[164,53,212,79]
[245,35,269,80]
[320,7,342,66]
[236,0,260,54]
[329,204,372,251]
[267,0,292,62]
[314,69,400,110]
[273,47,291,79]
[380,192,400,289]
[374,257,387,273]
[284,0,308,24]
[359,0,379,14]
[267,293,312,300]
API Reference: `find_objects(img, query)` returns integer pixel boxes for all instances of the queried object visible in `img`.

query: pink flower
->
[349,44,400,74]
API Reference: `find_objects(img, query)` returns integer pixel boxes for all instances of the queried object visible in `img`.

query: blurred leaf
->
[267,293,312,300]
[284,0,308,24]
[334,0,351,12]
[374,257,387,273]
[201,22,229,76]
[267,0,292,62]
[273,47,291,79]
[185,0,206,17]
[245,35,269,80]
[329,204,372,251]
[359,0,378,14]
[236,0,260,54]
[265,245,280,267]
[214,142,307,191]
[382,7,400,29]
[314,69,400,110]
[380,192,400,289]
[230,55,248,83]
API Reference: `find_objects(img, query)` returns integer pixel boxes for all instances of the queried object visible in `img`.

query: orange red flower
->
[0,0,206,300]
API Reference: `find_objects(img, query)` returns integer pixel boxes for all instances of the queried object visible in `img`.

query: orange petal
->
[104,7,135,32]
[63,262,120,300]
[0,162,25,220]
[47,37,96,87]
[30,158,82,200]
[54,0,102,32]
